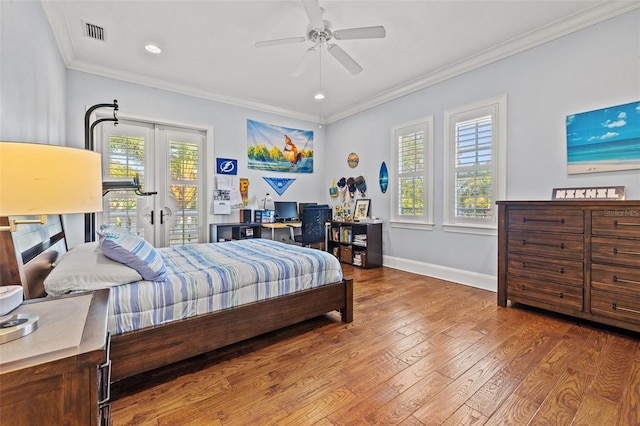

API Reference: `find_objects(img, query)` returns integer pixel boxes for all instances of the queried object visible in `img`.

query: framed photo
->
[354,199,371,221]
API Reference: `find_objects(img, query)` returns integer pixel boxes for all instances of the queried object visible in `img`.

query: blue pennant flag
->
[263,177,295,196]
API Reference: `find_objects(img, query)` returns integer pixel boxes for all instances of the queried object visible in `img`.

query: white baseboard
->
[382,255,497,293]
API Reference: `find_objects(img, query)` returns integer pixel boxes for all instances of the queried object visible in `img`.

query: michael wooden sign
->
[552,186,625,200]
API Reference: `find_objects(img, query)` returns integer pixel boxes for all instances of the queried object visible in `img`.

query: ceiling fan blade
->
[255,37,307,48]
[333,26,387,40]
[302,0,324,29]
[292,46,316,77]
[327,44,363,75]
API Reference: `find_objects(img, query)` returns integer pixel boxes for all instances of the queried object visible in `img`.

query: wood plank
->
[529,367,593,424]
[616,359,640,426]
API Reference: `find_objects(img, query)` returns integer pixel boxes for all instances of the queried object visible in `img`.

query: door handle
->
[150,210,154,225]
[160,210,165,225]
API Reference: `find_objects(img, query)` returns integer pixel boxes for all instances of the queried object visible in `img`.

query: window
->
[443,95,507,234]
[390,116,434,230]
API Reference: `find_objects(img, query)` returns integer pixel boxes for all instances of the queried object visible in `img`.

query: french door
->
[97,119,206,247]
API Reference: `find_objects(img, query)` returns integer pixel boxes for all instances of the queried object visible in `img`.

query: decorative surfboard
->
[379,162,389,193]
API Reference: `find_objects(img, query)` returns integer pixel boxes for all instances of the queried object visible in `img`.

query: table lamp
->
[0,142,103,342]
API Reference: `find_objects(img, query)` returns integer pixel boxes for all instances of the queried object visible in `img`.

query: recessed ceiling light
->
[145,44,162,54]
[314,92,325,100]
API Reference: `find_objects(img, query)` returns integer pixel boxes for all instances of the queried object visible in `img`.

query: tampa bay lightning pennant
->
[216,158,237,175]
[263,177,295,196]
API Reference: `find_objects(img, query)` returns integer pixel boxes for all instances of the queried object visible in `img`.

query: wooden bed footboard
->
[110,278,353,382]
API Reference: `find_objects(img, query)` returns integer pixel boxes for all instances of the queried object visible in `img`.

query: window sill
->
[442,223,496,236]
[389,220,434,231]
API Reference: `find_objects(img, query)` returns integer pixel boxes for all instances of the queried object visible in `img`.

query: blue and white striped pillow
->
[97,230,167,282]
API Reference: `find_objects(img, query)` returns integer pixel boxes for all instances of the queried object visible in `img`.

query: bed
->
[4,216,353,382]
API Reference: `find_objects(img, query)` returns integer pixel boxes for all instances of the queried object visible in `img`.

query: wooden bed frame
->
[2,215,354,382]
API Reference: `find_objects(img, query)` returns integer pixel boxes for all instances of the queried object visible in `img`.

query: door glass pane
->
[104,134,146,236]
[168,140,200,245]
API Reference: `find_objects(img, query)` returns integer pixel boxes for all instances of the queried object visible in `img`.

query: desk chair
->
[289,205,332,247]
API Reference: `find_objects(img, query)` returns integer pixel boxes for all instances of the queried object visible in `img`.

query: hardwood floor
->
[110,265,640,425]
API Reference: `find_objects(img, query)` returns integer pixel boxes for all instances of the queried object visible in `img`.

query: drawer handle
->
[613,276,640,285]
[522,240,565,249]
[99,403,111,426]
[521,285,526,291]
[612,303,640,315]
[521,262,565,275]
[558,292,564,299]
[523,217,565,224]
[98,359,112,405]
[613,248,640,256]
[613,220,640,227]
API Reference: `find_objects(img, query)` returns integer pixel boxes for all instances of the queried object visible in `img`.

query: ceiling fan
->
[255,0,386,76]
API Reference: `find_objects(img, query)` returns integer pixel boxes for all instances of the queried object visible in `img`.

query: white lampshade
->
[0,142,103,217]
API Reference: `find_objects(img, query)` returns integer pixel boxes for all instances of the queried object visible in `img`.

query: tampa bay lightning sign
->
[216,158,237,175]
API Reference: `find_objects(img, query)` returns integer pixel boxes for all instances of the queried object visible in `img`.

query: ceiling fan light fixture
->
[145,44,162,54]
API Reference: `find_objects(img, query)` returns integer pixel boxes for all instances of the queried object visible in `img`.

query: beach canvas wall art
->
[247,119,314,173]
[566,101,640,174]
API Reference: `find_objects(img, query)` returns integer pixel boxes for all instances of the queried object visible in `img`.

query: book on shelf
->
[341,227,352,244]
[353,251,366,267]
[353,234,367,246]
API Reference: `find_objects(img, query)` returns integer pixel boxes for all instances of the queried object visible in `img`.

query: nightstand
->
[0,289,111,425]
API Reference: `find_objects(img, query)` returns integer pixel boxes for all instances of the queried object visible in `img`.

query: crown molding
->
[65,59,321,123]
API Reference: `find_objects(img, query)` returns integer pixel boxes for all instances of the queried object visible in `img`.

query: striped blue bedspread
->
[109,239,343,334]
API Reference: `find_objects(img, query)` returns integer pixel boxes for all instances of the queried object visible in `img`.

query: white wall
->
[0,0,66,144]
[64,71,328,247]
[326,9,640,289]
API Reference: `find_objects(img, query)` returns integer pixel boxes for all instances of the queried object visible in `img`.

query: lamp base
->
[0,313,39,344]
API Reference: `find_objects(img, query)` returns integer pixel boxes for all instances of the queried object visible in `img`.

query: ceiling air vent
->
[82,21,106,42]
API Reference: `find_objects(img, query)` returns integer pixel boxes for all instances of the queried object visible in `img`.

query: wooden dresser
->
[497,200,640,332]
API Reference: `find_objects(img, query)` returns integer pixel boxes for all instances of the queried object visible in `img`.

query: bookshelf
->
[328,221,382,268]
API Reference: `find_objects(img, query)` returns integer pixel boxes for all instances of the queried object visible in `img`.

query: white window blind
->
[168,140,200,245]
[390,116,434,229]
[104,133,146,235]
[398,130,424,217]
[454,115,493,219]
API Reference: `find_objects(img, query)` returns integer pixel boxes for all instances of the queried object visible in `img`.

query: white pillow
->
[44,242,143,295]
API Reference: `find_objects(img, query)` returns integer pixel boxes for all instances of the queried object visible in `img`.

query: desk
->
[262,222,301,240]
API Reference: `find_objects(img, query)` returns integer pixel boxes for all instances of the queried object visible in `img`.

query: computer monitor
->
[274,201,299,222]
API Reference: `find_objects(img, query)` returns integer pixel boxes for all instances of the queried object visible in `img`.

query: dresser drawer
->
[591,237,640,268]
[592,209,640,238]
[507,276,583,312]
[507,231,583,260]
[591,263,640,297]
[507,209,584,233]
[507,253,583,286]
[591,289,640,326]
